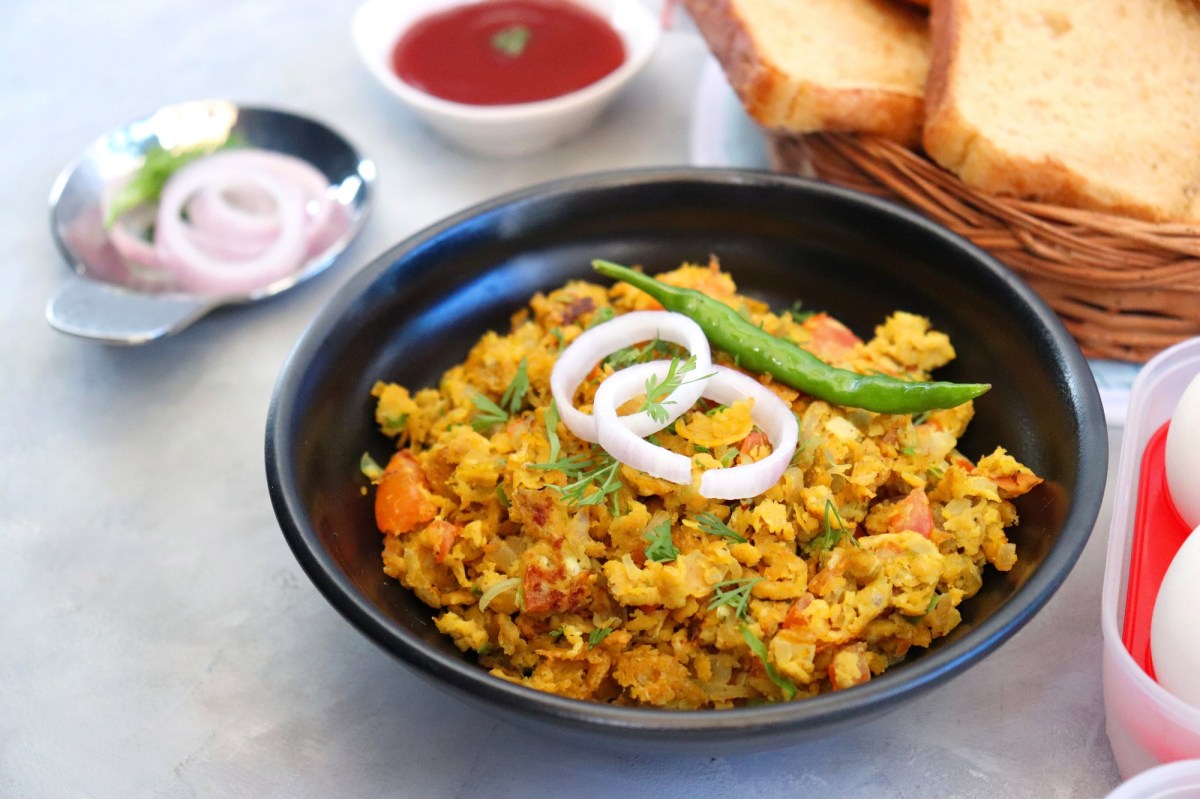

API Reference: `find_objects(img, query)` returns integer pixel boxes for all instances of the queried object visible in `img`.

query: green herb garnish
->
[531,449,623,515]
[544,399,562,464]
[810,498,857,552]
[640,355,711,425]
[695,512,746,544]
[707,576,760,619]
[602,336,680,371]
[642,519,679,563]
[589,626,613,647]
[501,358,530,414]
[104,135,242,227]
[739,624,797,700]
[470,392,509,433]
[470,363,530,433]
[492,24,532,57]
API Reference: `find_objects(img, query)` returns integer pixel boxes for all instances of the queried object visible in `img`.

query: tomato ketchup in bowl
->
[392,0,626,105]
[352,0,661,157]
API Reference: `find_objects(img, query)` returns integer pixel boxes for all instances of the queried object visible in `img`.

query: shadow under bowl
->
[266,168,1107,753]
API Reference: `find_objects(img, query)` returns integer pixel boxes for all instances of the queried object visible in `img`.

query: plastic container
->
[1103,338,1200,779]
[1105,759,1200,799]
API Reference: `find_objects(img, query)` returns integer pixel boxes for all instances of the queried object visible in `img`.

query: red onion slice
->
[154,157,306,296]
[549,311,712,443]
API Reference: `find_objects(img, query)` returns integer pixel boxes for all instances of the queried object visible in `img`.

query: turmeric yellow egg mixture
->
[364,261,1041,708]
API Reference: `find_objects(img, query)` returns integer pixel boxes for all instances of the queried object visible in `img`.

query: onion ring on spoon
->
[550,311,712,443]
[155,158,306,295]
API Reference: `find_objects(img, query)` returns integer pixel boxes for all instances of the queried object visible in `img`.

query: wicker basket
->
[769,132,1200,363]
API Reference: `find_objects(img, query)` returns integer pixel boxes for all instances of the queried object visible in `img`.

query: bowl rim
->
[349,0,662,122]
[266,166,1108,738]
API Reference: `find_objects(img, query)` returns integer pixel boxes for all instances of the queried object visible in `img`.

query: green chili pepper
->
[592,260,990,414]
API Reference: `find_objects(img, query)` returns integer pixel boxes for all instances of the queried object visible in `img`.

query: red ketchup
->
[392,0,626,105]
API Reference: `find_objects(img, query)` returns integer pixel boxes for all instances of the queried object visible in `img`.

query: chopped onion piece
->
[591,361,798,499]
[549,311,712,443]
[478,576,521,611]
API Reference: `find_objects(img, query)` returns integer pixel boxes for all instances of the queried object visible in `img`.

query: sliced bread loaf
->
[684,0,930,146]
[923,0,1200,224]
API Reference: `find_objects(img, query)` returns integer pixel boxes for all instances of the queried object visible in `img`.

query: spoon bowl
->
[47,100,375,344]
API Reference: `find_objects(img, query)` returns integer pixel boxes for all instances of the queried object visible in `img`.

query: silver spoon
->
[47,100,375,344]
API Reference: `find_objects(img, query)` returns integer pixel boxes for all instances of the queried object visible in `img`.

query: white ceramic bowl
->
[351,0,661,157]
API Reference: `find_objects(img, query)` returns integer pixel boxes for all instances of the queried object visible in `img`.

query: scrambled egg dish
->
[365,261,1041,708]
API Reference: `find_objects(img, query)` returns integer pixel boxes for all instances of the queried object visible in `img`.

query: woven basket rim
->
[772,132,1200,363]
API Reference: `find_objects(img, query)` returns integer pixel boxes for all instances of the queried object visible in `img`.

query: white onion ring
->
[155,158,307,295]
[549,311,712,443]
[695,366,799,500]
[592,360,695,484]
[591,361,798,499]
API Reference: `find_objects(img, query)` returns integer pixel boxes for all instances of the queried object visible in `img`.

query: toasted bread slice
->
[924,0,1200,224]
[685,0,930,146]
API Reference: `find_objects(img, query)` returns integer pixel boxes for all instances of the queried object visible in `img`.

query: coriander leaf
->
[500,358,530,415]
[492,24,531,57]
[640,355,712,425]
[642,519,679,563]
[739,624,797,701]
[545,399,562,463]
[531,448,623,514]
[104,134,242,227]
[588,626,613,647]
[470,392,508,432]
[695,511,746,543]
[707,576,760,619]
[809,498,857,553]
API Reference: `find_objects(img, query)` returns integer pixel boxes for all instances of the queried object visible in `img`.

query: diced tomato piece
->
[429,518,461,563]
[887,487,933,537]
[803,313,862,361]
[738,430,770,455]
[781,592,815,631]
[374,450,438,535]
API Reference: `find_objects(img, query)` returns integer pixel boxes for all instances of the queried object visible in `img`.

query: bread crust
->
[685,0,926,146]
[923,0,1200,223]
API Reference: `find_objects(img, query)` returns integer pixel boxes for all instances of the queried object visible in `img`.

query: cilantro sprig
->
[470,358,530,433]
[530,448,623,515]
[640,355,712,425]
[809,498,858,552]
[642,519,679,563]
[588,626,613,647]
[740,624,797,701]
[694,511,746,544]
[707,576,760,619]
[492,25,531,57]
[104,134,243,227]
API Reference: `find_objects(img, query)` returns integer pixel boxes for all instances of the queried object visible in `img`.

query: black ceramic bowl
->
[266,169,1107,752]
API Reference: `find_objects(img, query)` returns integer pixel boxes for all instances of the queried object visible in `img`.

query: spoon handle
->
[46,276,216,344]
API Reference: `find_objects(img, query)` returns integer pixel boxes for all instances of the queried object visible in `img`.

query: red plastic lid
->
[1124,421,1193,677]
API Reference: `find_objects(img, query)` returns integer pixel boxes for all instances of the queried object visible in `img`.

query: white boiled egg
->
[1151,528,1200,709]
[1166,372,1200,529]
